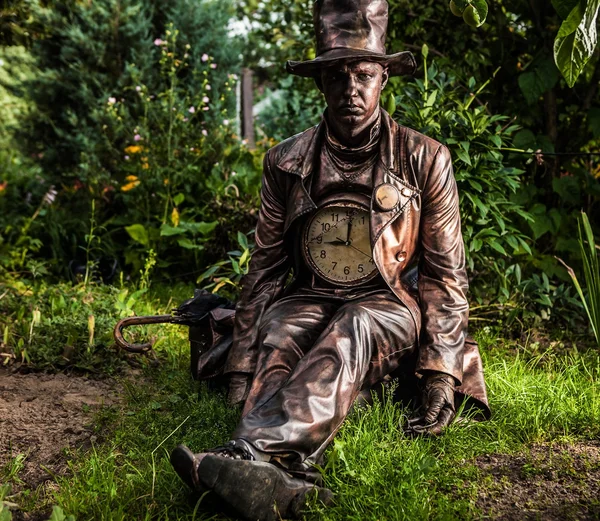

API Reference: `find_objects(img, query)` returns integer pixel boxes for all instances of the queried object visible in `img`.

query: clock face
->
[303,202,377,286]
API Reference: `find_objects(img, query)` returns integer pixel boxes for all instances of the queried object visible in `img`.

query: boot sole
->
[170,444,207,492]
[197,455,333,520]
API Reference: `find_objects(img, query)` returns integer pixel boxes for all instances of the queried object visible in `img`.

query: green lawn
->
[1,283,598,520]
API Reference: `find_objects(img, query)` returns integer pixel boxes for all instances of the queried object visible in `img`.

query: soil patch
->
[0,368,120,491]
[476,441,600,520]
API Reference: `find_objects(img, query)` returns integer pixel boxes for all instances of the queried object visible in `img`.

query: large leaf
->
[552,0,580,18]
[125,224,149,246]
[554,0,600,87]
[518,56,559,104]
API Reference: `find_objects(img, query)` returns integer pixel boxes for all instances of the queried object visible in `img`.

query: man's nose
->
[342,75,358,98]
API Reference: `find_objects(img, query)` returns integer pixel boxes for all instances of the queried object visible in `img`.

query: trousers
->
[232,289,418,471]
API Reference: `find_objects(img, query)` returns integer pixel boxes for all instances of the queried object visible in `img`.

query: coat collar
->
[276,109,401,179]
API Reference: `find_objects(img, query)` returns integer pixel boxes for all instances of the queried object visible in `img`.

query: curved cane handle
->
[113,314,174,353]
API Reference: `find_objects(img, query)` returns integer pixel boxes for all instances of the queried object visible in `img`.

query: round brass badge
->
[374,183,400,211]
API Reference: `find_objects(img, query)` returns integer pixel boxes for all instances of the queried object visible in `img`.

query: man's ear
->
[381,67,389,90]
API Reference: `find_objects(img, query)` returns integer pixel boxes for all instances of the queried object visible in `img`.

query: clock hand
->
[346,219,352,245]
[323,238,346,245]
[347,242,372,259]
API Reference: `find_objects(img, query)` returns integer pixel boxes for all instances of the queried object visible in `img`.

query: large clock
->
[303,201,377,286]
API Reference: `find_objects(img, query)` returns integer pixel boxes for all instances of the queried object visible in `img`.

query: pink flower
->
[223,119,229,125]
[202,129,208,136]
[136,86,141,92]
[134,134,141,141]
[202,106,209,111]
[124,155,130,160]
[108,97,116,105]
[205,84,211,91]
[210,63,217,69]
[202,96,209,103]
[190,147,195,151]
[188,106,196,113]
[231,171,237,176]
[201,53,209,62]
[154,38,164,46]
[183,117,188,122]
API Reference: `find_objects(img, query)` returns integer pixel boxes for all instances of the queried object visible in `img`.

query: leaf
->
[180,220,218,236]
[384,92,396,115]
[47,506,75,521]
[489,240,507,256]
[125,224,149,246]
[455,148,472,166]
[177,238,204,250]
[160,223,186,237]
[173,193,185,206]
[512,129,536,150]
[552,175,581,205]
[518,56,559,104]
[554,0,600,88]
[552,0,580,18]
[237,231,249,250]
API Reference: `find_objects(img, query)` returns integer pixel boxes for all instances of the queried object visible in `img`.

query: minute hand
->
[347,242,372,259]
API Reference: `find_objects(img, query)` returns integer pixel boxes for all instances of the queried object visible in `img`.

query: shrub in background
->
[2,0,262,280]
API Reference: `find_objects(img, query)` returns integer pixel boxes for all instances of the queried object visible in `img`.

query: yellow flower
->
[124,145,143,154]
[121,175,140,191]
[171,207,180,227]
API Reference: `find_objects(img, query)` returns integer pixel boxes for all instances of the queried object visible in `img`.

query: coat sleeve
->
[416,145,469,384]
[224,151,291,375]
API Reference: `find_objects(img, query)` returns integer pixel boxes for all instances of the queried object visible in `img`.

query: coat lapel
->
[370,113,420,249]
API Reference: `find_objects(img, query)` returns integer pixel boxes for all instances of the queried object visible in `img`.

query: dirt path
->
[0,369,120,494]
[476,442,600,520]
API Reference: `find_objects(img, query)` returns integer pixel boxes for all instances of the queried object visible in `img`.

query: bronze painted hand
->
[404,372,456,436]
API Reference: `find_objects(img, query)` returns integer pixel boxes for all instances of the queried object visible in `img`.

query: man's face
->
[320,60,388,135]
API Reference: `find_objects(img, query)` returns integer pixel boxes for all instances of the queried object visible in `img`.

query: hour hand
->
[322,237,346,245]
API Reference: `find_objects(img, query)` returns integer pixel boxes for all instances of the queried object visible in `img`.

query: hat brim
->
[286,48,417,78]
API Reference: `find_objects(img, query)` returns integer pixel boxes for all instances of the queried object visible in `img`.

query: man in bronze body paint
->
[171,1,489,519]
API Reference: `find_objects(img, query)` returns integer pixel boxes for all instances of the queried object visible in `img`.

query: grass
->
[1,282,599,520]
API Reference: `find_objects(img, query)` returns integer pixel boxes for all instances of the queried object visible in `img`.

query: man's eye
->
[358,74,371,81]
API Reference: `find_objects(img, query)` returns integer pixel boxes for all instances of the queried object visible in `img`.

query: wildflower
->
[154,38,164,46]
[164,179,169,186]
[231,171,237,176]
[124,155,130,160]
[188,106,196,113]
[205,84,211,91]
[136,86,141,92]
[134,134,142,141]
[108,97,117,105]
[202,96,209,103]
[223,119,229,125]
[124,145,142,154]
[190,147,195,151]
[183,117,188,122]
[210,63,217,69]
[201,53,209,62]
[202,129,208,137]
[202,106,209,111]
[43,187,58,205]
[0,181,7,192]
[121,175,140,191]
[185,43,191,50]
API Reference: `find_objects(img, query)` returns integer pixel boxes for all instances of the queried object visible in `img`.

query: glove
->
[405,372,456,436]
[227,372,251,406]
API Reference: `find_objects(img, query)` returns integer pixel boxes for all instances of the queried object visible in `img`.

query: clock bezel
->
[302,201,378,287]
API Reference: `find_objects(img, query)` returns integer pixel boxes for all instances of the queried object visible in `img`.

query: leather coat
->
[224,110,489,415]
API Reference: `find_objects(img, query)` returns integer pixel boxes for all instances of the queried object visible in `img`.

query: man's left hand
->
[405,372,456,436]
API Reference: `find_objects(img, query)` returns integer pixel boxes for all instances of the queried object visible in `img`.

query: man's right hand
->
[228,372,251,406]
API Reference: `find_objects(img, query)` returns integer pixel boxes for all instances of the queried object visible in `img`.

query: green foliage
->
[554,0,600,87]
[392,58,531,301]
[560,212,600,347]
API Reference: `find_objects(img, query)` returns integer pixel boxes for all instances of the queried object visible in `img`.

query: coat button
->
[396,251,407,262]
[401,187,411,197]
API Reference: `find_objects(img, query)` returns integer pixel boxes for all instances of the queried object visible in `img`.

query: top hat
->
[286,0,416,78]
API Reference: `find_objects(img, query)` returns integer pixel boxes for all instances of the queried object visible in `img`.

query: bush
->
[1,0,264,280]
[391,55,532,303]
